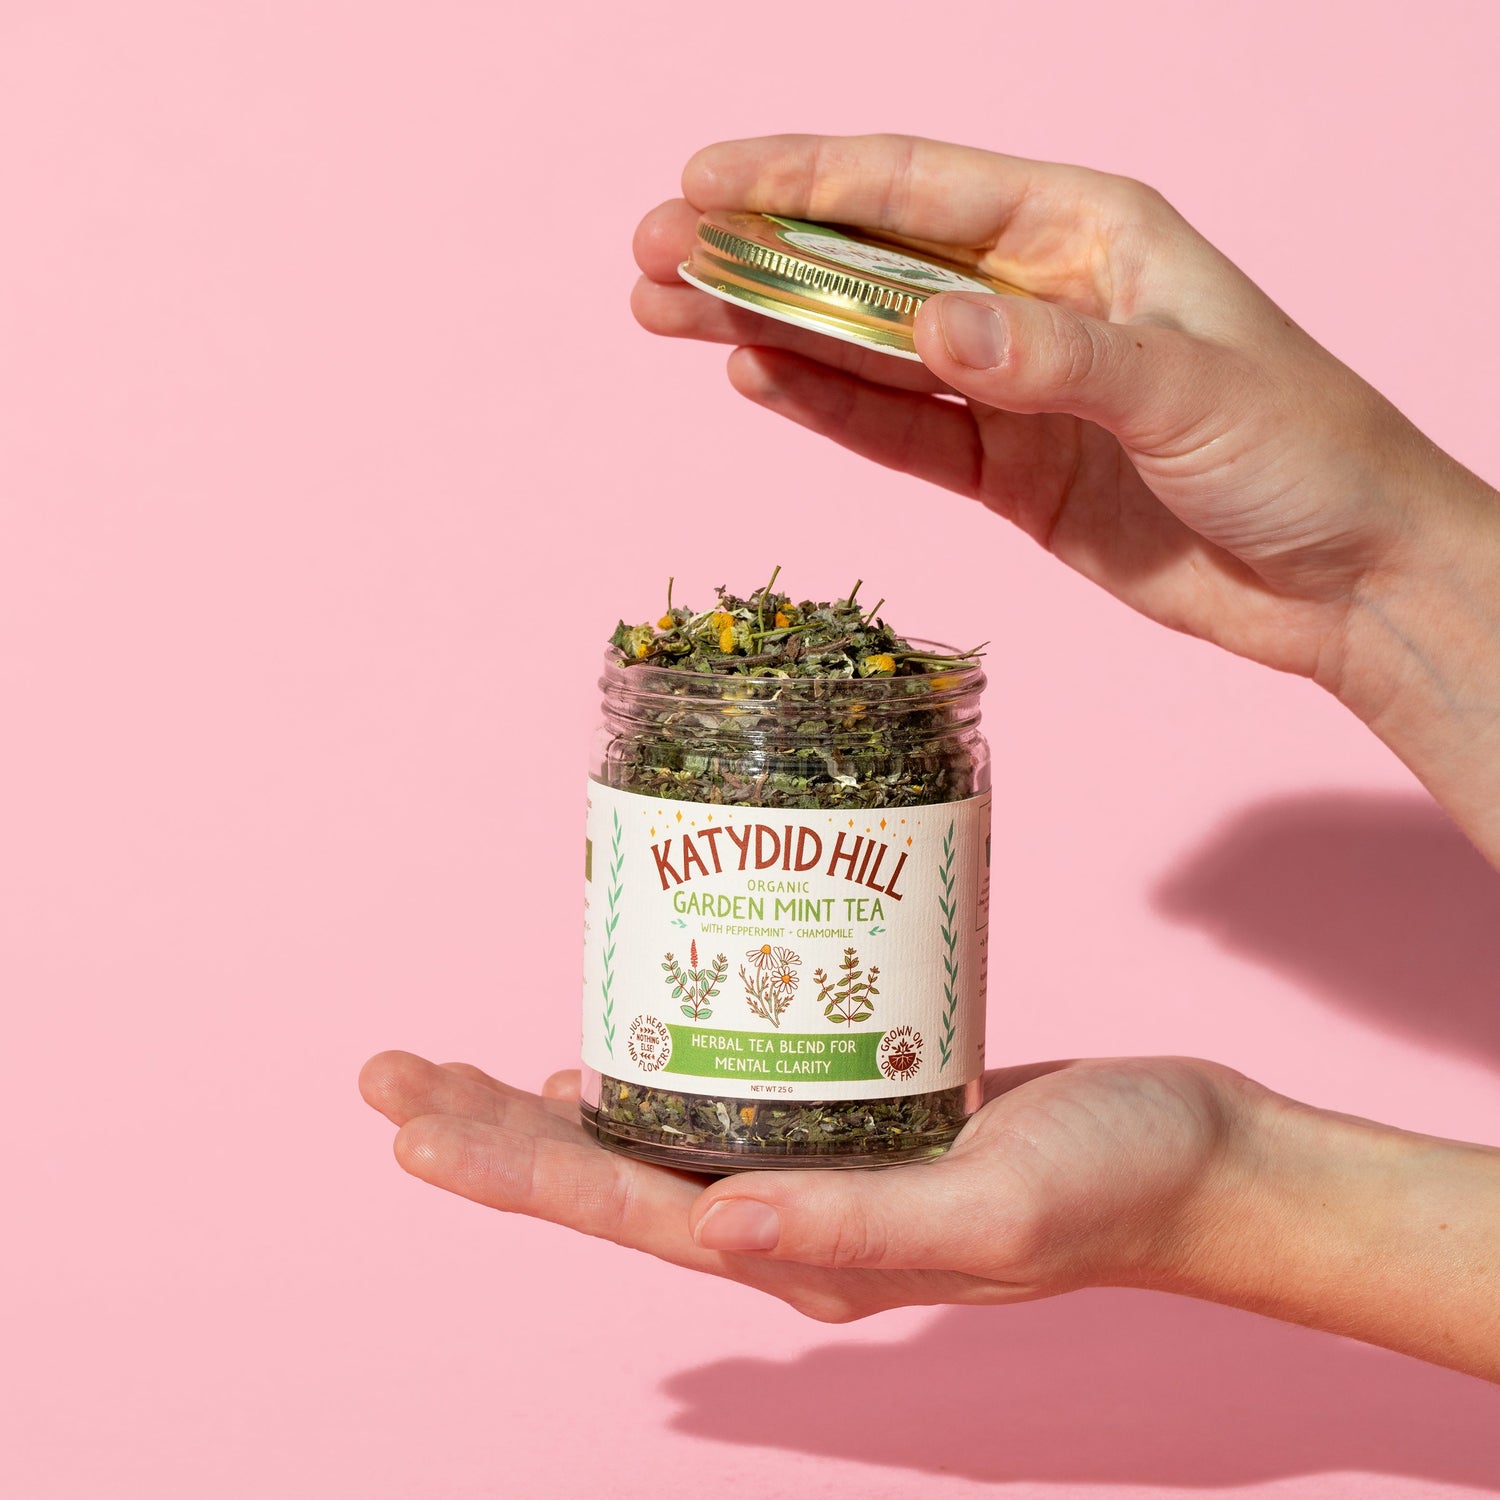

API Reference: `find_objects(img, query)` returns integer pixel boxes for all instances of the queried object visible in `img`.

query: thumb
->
[689,1151,1010,1272]
[914,291,1218,447]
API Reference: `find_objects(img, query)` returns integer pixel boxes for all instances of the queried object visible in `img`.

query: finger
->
[677,135,1255,329]
[980,1059,1077,1103]
[396,1113,707,1261]
[633,278,950,394]
[394,1112,999,1320]
[726,347,982,496]
[542,1069,581,1102]
[436,1060,506,1090]
[678,134,1187,314]
[359,1051,579,1139]
[437,1060,585,1121]
[683,133,1081,252]
[633,197,702,282]
[914,292,1233,453]
[687,1150,1034,1287]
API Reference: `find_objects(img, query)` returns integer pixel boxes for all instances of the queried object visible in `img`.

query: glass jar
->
[580,645,991,1172]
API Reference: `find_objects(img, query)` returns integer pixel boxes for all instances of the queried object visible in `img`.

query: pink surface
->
[3,3,1499,1496]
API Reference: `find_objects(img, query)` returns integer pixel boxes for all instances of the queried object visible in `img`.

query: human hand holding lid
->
[633,133,1500,867]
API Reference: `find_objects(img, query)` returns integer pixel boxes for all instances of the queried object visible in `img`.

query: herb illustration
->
[814,946,880,1026]
[662,939,727,1021]
[937,819,959,1069]
[599,809,624,1058]
[592,572,986,1168]
[741,943,801,1028]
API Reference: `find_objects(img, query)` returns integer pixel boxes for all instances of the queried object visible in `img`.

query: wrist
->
[1325,458,1500,864]
[1159,1075,1500,1379]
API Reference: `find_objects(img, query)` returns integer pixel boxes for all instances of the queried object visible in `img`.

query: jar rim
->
[599,638,986,708]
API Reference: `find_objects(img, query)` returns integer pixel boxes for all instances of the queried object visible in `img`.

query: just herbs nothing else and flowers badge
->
[580,571,992,1172]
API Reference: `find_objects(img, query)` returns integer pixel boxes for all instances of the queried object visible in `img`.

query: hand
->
[633,133,1500,862]
[358,1050,1249,1321]
[359,1049,1500,1380]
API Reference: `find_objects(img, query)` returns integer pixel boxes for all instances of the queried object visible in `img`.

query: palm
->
[959,405,1350,677]
[359,1051,1237,1323]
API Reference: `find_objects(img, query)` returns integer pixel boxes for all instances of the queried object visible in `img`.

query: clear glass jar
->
[580,645,990,1172]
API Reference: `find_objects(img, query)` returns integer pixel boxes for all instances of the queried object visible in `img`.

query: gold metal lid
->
[679,211,1028,361]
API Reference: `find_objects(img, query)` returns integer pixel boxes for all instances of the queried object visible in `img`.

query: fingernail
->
[938,297,1004,369]
[695,1199,782,1252]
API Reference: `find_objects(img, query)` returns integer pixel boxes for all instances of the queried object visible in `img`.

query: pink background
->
[4,2,1499,1495]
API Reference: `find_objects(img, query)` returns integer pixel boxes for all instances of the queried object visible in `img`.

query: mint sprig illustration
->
[814,946,879,1026]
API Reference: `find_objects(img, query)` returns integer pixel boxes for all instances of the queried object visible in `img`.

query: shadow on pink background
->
[667,1293,1500,1487]
[1158,792,1500,1072]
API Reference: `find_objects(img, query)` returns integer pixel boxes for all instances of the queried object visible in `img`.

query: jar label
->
[581,781,990,1100]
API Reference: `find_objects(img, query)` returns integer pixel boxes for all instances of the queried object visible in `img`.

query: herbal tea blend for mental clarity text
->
[580,573,992,1172]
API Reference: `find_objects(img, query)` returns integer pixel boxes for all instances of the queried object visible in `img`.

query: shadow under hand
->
[664,1292,1499,1486]
[1154,790,1500,1070]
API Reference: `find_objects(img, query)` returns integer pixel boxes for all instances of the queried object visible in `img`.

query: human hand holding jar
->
[361,1048,1500,1381]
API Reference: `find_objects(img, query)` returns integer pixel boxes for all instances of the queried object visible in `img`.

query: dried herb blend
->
[581,574,992,1172]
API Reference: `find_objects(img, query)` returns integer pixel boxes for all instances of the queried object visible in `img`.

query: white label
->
[581,782,990,1101]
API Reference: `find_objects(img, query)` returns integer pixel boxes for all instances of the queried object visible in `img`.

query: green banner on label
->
[664,1024,882,1082]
